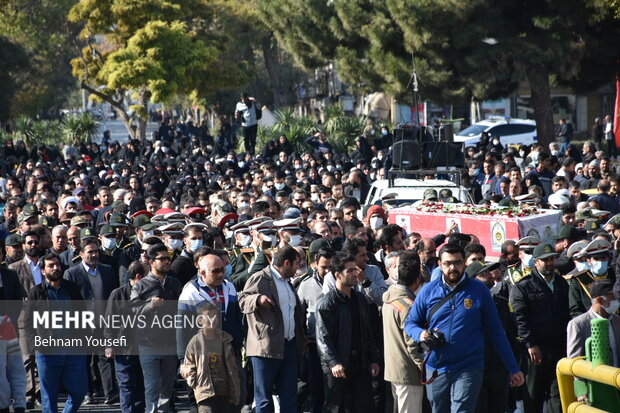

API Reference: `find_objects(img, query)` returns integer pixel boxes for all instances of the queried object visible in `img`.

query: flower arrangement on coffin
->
[413,203,544,218]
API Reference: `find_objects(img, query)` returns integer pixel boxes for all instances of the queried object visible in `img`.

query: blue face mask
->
[522,253,534,269]
[224,264,233,278]
[591,260,608,276]
[189,239,203,253]
[575,261,590,272]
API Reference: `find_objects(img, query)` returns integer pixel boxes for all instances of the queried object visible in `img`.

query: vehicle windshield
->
[457,124,487,136]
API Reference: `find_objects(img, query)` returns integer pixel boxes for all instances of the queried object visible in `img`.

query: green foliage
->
[325,114,367,154]
[60,113,99,145]
[265,108,318,153]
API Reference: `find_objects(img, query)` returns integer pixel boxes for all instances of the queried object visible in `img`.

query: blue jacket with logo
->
[405,276,519,374]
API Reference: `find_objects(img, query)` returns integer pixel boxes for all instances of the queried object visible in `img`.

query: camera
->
[420,330,446,352]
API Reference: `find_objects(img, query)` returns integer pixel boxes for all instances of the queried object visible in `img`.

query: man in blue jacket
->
[405,243,524,413]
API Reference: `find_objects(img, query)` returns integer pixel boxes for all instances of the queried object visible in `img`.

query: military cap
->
[514,193,537,203]
[139,222,158,231]
[39,216,56,228]
[164,212,189,223]
[183,223,209,232]
[130,210,153,219]
[132,214,151,229]
[605,214,620,228]
[5,234,23,247]
[567,240,589,259]
[584,219,601,232]
[218,213,239,229]
[70,215,90,227]
[423,189,438,201]
[516,236,541,251]
[155,208,176,216]
[466,261,501,278]
[548,193,570,208]
[159,222,184,235]
[576,208,594,220]
[22,204,39,215]
[58,211,75,222]
[80,227,98,241]
[532,244,558,260]
[99,224,115,237]
[109,213,129,227]
[230,222,250,233]
[554,225,580,241]
[184,207,206,216]
[245,217,271,228]
[17,212,36,224]
[273,218,302,232]
[252,220,275,233]
[581,239,612,258]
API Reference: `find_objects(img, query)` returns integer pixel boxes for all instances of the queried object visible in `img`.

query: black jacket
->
[0,266,26,327]
[104,284,137,354]
[170,250,197,285]
[510,268,570,350]
[22,279,86,354]
[316,288,378,374]
[129,273,181,349]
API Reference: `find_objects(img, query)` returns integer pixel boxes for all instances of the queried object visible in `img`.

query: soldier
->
[98,224,131,286]
[504,236,541,286]
[567,239,613,318]
[553,225,584,274]
[170,223,209,285]
[229,219,277,291]
[3,234,24,266]
[108,212,133,250]
[229,217,268,285]
[159,222,186,262]
[123,213,157,263]
[510,244,570,413]
[274,217,304,248]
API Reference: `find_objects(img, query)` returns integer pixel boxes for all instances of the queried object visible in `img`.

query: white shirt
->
[26,256,43,286]
[270,266,296,341]
[235,101,257,127]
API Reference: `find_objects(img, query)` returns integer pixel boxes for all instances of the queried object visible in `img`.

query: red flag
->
[615,72,620,148]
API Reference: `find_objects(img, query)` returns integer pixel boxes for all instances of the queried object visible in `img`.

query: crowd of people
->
[0,100,618,413]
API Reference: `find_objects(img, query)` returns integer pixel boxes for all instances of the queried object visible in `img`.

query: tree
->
[0,0,78,119]
[68,0,246,140]
[0,36,28,122]
[261,0,620,148]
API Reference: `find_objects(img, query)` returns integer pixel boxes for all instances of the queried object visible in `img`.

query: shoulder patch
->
[387,297,414,313]
[240,248,254,254]
[122,243,133,249]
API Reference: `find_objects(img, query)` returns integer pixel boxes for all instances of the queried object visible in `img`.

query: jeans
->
[139,353,178,413]
[243,124,258,155]
[251,338,298,413]
[426,367,483,413]
[116,355,145,413]
[35,354,88,413]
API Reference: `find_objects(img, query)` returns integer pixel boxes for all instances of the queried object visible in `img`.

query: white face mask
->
[189,239,203,253]
[575,261,590,272]
[240,234,252,247]
[605,299,620,315]
[311,193,319,203]
[168,239,183,251]
[369,216,383,230]
[262,185,269,193]
[142,230,155,239]
[275,182,286,190]
[238,202,250,208]
[101,237,116,250]
[493,139,500,145]
[288,235,302,247]
[522,253,534,269]
[162,147,170,153]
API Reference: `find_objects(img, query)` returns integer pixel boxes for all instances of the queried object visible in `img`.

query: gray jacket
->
[322,264,387,307]
[297,272,324,341]
[567,309,620,366]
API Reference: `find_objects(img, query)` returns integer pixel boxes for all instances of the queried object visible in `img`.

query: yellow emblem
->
[464,298,473,309]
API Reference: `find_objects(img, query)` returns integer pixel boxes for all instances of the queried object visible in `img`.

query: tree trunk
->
[526,64,555,149]
[262,33,286,108]
[81,82,137,140]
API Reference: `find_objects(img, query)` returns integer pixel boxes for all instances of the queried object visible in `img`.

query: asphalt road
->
[96,119,159,144]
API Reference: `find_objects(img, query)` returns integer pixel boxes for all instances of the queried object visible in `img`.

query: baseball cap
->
[99,224,115,237]
[554,225,580,241]
[466,261,500,278]
[423,189,438,201]
[80,227,98,241]
[5,234,23,247]
[309,238,332,255]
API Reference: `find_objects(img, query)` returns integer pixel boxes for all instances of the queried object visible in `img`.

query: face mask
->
[168,239,183,251]
[575,261,590,272]
[238,202,250,208]
[551,150,560,157]
[493,139,500,145]
[142,231,154,239]
[238,161,246,168]
[189,239,203,253]
[369,216,383,230]
[327,165,335,172]
[382,130,388,136]
[262,185,269,193]
[591,260,608,276]
[162,147,170,153]
[224,264,233,278]
[275,182,286,190]
[101,237,116,250]
[288,235,302,247]
[240,234,252,247]
[369,129,375,135]
[522,253,534,269]
[519,151,525,157]
[378,155,384,161]
[605,299,620,314]
[311,193,319,203]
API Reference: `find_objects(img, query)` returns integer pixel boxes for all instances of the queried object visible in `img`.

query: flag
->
[615,72,620,148]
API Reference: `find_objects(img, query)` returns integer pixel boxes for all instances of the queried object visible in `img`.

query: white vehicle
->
[365,178,473,207]
[454,117,537,147]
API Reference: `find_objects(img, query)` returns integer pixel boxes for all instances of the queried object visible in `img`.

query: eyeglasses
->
[26,241,39,245]
[154,256,172,262]
[293,198,305,202]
